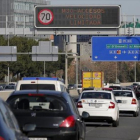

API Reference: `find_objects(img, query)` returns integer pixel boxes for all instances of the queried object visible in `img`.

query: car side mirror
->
[23,124,36,132]
[82,111,89,119]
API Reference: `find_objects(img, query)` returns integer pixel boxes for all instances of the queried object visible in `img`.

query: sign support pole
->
[116,62,117,83]
[76,55,78,89]
[133,15,136,82]
[44,61,45,77]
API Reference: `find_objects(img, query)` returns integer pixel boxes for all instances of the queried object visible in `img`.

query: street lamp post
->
[7,34,9,84]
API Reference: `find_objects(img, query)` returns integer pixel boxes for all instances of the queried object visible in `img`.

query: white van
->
[15,77,67,92]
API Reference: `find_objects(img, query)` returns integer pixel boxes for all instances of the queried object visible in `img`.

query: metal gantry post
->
[116,62,117,83]
[65,41,68,88]
[8,65,9,85]
[133,15,136,82]
[44,61,45,77]
[76,54,78,89]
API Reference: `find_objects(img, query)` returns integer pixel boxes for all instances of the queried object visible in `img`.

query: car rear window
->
[5,86,15,89]
[81,92,111,99]
[8,95,67,112]
[113,91,133,97]
[109,86,121,90]
[20,84,55,90]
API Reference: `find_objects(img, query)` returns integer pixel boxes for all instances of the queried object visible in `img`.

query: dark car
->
[0,98,28,140]
[6,90,86,140]
[102,88,113,91]
[68,84,76,90]
[3,85,15,90]
[109,86,122,90]
[134,85,140,98]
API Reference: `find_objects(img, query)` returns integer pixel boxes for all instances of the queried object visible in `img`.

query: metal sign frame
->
[34,5,121,29]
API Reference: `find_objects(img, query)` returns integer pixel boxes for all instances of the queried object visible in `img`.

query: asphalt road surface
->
[85,101,140,140]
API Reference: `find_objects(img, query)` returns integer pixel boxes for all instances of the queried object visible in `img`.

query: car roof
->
[81,90,112,93]
[9,90,68,97]
[113,90,132,92]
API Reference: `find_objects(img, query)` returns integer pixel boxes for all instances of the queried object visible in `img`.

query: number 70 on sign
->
[38,9,54,25]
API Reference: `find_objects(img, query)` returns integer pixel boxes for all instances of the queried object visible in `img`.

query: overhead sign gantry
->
[34,5,121,28]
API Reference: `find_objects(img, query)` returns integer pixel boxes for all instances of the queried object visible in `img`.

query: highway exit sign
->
[34,5,121,28]
[92,36,140,61]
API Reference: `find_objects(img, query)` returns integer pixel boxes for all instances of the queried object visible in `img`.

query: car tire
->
[133,111,138,117]
[112,119,119,127]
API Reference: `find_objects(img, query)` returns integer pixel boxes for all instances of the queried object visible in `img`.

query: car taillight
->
[59,116,75,127]
[131,98,137,104]
[109,102,115,109]
[0,137,5,140]
[77,101,83,108]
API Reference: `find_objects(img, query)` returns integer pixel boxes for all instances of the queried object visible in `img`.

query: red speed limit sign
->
[38,9,54,25]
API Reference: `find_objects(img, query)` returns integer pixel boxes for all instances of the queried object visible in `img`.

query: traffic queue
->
[0,77,139,140]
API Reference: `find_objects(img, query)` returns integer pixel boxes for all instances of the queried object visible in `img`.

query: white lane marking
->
[86,123,104,134]
[86,128,94,134]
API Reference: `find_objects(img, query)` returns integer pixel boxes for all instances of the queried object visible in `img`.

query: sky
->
[49,0,140,15]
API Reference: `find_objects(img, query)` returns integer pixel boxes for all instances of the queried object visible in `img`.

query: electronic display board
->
[34,5,121,28]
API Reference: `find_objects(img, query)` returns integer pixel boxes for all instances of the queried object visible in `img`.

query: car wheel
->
[112,119,119,127]
[133,111,138,117]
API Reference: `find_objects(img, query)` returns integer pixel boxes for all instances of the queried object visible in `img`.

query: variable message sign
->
[92,36,140,61]
[34,5,121,28]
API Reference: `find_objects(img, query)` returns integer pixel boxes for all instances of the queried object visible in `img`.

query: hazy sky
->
[49,0,140,15]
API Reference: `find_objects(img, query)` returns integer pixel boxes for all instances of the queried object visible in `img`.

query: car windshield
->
[20,84,55,90]
[8,94,67,112]
[81,92,111,99]
[113,91,133,97]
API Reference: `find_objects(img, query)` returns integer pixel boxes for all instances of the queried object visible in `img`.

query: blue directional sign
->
[92,36,140,61]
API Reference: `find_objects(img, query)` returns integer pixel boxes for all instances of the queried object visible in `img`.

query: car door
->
[1,101,28,140]
[70,97,86,140]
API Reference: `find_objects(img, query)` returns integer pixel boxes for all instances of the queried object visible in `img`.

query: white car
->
[15,77,67,92]
[113,90,139,117]
[77,90,119,127]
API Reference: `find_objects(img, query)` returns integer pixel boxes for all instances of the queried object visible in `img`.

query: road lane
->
[86,111,140,140]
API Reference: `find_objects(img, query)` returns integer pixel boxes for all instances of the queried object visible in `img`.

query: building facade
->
[0,0,50,28]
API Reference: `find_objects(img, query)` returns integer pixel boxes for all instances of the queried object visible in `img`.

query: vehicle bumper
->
[83,116,114,123]
[25,129,77,140]
[79,109,117,121]
[118,105,138,112]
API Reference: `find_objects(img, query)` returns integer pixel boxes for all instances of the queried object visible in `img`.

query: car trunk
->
[14,110,68,130]
[115,97,134,108]
[81,99,111,111]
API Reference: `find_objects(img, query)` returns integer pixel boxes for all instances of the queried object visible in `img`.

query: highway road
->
[85,110,140,140]
[0,90,140,140]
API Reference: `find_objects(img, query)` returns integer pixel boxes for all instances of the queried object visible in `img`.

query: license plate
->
[117,100,127,104]
[29,138,47,140]
[89,103,102,108]
[122,100,127,103]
